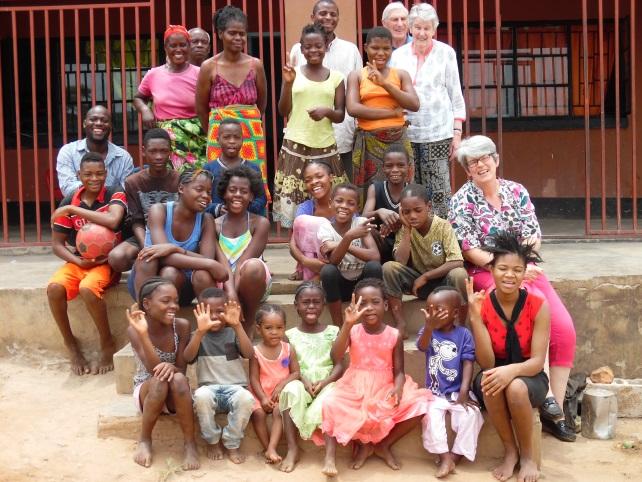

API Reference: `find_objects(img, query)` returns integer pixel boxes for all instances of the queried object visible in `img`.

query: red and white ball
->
[76,223,118,261]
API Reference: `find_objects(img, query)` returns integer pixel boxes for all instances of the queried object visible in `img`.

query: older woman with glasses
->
[449,135,577,443]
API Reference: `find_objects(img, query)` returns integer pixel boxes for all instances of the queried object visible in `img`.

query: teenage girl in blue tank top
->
[215,165,271,336]
[131,166,228,305]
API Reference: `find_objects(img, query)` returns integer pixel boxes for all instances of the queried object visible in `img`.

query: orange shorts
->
[48,262,119,301]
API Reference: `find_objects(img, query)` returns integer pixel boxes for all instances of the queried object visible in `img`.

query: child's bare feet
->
[133,439,152,467]
[517,457,539,482]
[207,442,224,460]
[279,446,299,472]
[374,443,401,470]
[94,339,116,375]
[350,443,373,470]
[264,448,282,464]
[182,441,200,470]
[321,457,338,477]
[492,448,519,481]
[435,453,456,478]
[227,447,246,464]
[67,344,90,376]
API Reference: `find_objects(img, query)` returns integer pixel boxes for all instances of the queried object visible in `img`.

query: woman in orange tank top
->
[346,27,419,204]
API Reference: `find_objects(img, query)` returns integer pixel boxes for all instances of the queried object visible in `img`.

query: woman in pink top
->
[195,6,270,202]
[134,25,205,169]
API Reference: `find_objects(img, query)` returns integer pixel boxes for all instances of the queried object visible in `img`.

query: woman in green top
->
[272,23,349,229]
[279,282,344,472]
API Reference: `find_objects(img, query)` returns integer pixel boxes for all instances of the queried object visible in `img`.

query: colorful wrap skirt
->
[206,104,270,201]
[352,126,414,205]
[272,139,349,229]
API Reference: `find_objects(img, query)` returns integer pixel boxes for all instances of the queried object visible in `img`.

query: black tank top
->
[374,181,403,242]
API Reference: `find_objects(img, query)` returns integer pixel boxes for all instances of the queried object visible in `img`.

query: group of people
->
[47,1,578,481]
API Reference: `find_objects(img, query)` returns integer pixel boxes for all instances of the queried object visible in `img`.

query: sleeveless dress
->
[321,324,431,445]
[218,212,271,299]
[251,341,291,410]
[279,325,340,444]
[132,318,179,413]
[206,65,270,201]
[352,67,413,203]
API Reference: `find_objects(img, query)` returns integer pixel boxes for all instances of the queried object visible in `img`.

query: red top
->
[209,67,258,108]
[480,290,544,360]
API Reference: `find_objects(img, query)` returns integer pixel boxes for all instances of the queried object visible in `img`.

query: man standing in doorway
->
[56,105,135,197]
[289,0,362,178]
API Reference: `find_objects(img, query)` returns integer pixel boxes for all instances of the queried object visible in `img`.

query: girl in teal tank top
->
[215,166,271,335]
[132,166,228,306]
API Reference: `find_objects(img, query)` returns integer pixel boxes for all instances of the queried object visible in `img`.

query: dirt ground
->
[1,352,641,482]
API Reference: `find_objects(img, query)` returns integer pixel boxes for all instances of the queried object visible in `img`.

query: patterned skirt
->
[157,117,207,170]
[272,139,349,229]
[352,127,414,206]
[206,104,270,201]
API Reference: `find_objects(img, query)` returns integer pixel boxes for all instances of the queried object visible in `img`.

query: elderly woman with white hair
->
[381,1,410,50]
[390,3,465,219]
[449,135,577,444]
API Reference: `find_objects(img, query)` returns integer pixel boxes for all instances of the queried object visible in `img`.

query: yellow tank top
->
[357,67,406,131]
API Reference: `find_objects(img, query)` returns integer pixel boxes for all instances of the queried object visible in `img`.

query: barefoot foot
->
[288,270,303,281]
[95,339,116,375]
[227,447,246,464]
[435,453,456,478]
[66,344,90,376]
[517,457,540,482]
[492,449,519,482]
[264,447,282,464]
[207,442,224,460]
[374,444,401,470]
[350,443,374,470]
[182,441,200,470]
[133,440,152,468]
[321,458,338,477]
[279,447,299,472]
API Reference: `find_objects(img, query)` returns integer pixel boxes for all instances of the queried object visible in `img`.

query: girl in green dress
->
[278,282,344,472]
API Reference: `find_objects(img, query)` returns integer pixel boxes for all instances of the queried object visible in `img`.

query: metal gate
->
[0,0,638,246]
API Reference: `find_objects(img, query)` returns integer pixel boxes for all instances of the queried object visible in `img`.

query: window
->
[454,21,630,125]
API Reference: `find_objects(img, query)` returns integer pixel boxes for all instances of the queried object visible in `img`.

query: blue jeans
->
[193,384,255,449]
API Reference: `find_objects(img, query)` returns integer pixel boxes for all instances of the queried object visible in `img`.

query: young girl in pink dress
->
[249,304,301,468]
[321,278,431,476]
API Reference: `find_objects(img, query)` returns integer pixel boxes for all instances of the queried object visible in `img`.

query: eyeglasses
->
[466,153,495,169]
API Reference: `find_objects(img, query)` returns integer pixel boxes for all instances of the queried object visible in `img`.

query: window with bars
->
[453,21,630,123]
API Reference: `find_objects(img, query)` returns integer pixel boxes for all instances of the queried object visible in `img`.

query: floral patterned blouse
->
[449,179,541,257]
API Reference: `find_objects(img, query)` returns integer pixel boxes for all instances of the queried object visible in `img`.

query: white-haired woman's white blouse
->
[390,39,465,143]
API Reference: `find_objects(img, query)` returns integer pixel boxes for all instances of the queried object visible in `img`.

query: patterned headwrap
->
[164,25,190,42]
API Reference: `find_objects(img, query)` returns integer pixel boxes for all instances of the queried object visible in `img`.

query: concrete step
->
[4,242,642,380]
[114,341,426,395]
[97,393,542,465]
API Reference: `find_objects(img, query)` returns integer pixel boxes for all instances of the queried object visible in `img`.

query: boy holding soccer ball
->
[48,152,127,375]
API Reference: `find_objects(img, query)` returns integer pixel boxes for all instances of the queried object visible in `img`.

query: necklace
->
[383,181,407,209]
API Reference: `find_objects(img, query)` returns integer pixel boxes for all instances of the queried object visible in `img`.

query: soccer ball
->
[76,223,118,261]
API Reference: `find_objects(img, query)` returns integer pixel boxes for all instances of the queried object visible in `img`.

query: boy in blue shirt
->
[416,286,484,478]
